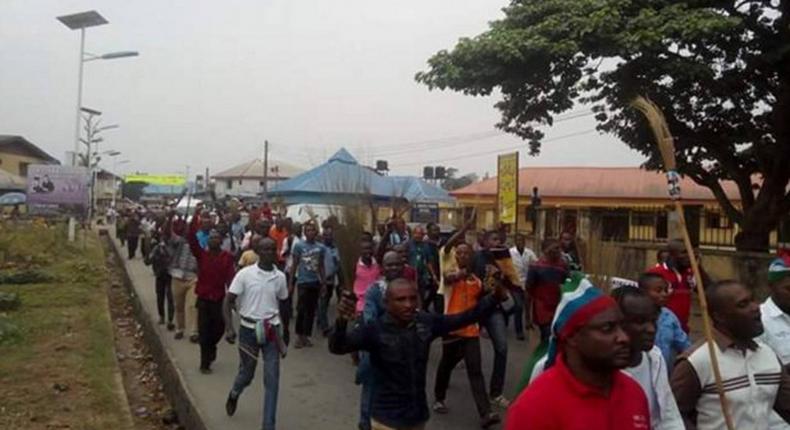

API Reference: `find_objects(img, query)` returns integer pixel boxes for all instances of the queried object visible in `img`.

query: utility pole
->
[262,139,269,200]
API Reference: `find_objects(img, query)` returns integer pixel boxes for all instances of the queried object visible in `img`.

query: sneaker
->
[199,367,212,375]
[516,333,526,341]
[167,323,175,331]
[491,395,510,409]
[226,393,238,416]
[432,401,449,414]
[294,337,305,349]
[304,338,314,347]
[480,412,501,428]
[189,334,199,343]
[174,331,184,340]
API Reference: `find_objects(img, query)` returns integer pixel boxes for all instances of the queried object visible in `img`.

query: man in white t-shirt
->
[760,255,790,430]
[223,237,288,430]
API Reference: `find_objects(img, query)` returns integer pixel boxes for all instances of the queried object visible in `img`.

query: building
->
[0,135,60,178]
[94,169,122,209]
[450,166,789,249]
[213,158,303,198]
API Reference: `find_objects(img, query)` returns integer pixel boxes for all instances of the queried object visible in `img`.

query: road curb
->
[102,230,209,430]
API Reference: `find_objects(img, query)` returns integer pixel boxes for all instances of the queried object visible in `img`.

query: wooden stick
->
[631,96,735,430]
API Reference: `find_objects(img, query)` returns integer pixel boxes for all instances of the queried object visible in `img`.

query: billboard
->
[124,174,186,186]
[497,152,519,225]
[26,165,90,206]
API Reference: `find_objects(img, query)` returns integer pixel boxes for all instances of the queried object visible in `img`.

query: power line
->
[389,128,598,168]
[351,109,596,157]
[367,110,597,158]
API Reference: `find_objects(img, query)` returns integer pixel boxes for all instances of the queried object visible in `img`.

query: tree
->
[416,0,790,252]
[441,167,479,191]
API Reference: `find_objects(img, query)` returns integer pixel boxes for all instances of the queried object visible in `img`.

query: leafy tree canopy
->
[416,0,790,251]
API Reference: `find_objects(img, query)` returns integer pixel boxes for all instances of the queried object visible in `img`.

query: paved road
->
[112,237,538,429]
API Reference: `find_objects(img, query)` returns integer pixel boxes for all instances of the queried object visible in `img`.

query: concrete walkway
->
[111,237,536,430]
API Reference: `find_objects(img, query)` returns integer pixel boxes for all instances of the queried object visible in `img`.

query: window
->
[601,210,629,241]
[226,180,233,190]
[705,211,731,229]
[19,162,30,177]
[656,213,668,239]
[632,212,654,226]
[238,180,242,185]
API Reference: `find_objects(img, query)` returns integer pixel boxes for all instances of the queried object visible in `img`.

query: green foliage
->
[0,317,20,345]
[0,270,53,285]
[0,292,20,311]
[417,0,790,250]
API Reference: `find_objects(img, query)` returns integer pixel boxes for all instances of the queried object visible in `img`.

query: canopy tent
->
[389,176,455,204]
[269,148,455,205]
[269,148,388,204]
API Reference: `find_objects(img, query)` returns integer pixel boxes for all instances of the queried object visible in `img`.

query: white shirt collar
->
[763,297,787,320]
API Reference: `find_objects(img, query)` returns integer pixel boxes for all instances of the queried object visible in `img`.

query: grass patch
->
[0,223,131,429]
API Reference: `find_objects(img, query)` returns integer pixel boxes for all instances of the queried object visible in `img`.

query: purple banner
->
[26,165,89,206]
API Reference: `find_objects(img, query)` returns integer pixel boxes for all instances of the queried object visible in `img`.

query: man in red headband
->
[506,286,650,429]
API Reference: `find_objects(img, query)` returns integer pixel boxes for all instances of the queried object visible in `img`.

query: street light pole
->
[73,28,86,166]
[58,10,138,166]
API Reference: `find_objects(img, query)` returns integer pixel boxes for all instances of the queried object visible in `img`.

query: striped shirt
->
[670,329,790,429]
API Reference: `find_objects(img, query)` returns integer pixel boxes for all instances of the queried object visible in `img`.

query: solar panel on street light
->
[56,11,108,30]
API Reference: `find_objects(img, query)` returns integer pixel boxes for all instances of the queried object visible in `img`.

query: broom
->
[631,96,734,430]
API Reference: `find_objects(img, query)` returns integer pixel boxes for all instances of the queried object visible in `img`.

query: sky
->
[1,0,647,179]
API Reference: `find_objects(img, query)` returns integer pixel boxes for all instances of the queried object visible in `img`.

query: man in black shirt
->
[329,277,508,429]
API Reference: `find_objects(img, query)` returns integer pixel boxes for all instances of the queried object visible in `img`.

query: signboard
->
[410,202,439,224]
[124,174,186,186]
[26,165,90,206]
[497,152,519,225]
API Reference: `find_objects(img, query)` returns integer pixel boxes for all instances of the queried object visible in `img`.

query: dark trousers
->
[295,282,321,337]
[317,280,337,333]
[279,297,292,346]
[127,236,139,259]
[510,289,526,337]
[434,337,491,417]
[420,281,443,314]
[197,298,225,370]
[155,274,174,322]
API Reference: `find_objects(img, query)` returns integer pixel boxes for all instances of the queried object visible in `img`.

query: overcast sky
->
[1,0,646,178]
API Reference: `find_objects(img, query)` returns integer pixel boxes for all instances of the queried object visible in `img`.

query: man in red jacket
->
[189,205,236,373]
[649,240,694,333]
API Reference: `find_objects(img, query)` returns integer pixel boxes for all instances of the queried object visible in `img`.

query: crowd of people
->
[110,201,790,430]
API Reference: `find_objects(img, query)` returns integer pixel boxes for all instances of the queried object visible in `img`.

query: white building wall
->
[214,178,285,197]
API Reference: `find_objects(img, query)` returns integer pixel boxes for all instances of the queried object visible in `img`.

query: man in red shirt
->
[506,286,650,430]
[189,206,236,374]
[649,239,694,333]
[525,238,569,343]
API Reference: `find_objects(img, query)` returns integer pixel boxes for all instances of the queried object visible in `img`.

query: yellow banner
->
[497,152,519,225]
[124,174,186,186]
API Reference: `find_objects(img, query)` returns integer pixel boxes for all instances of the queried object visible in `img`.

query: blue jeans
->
[484,310,508,398]
[356,352,374,430]
[231,326,281,430]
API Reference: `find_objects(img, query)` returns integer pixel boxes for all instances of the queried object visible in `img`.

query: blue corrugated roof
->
[270,148,454,204]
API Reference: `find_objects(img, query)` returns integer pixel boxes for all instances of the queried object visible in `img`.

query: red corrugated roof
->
[450,167,741,201]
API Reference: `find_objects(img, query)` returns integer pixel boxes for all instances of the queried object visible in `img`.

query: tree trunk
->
[735,199,784,252]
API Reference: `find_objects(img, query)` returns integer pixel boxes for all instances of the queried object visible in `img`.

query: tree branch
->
[687,167,745,225]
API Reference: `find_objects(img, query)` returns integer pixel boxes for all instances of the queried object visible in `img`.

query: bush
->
[0,292,20,311]
[0,270,53,285]
[0,317,20,345]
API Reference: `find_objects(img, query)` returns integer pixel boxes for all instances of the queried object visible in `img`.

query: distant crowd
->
[108,201,790,430]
